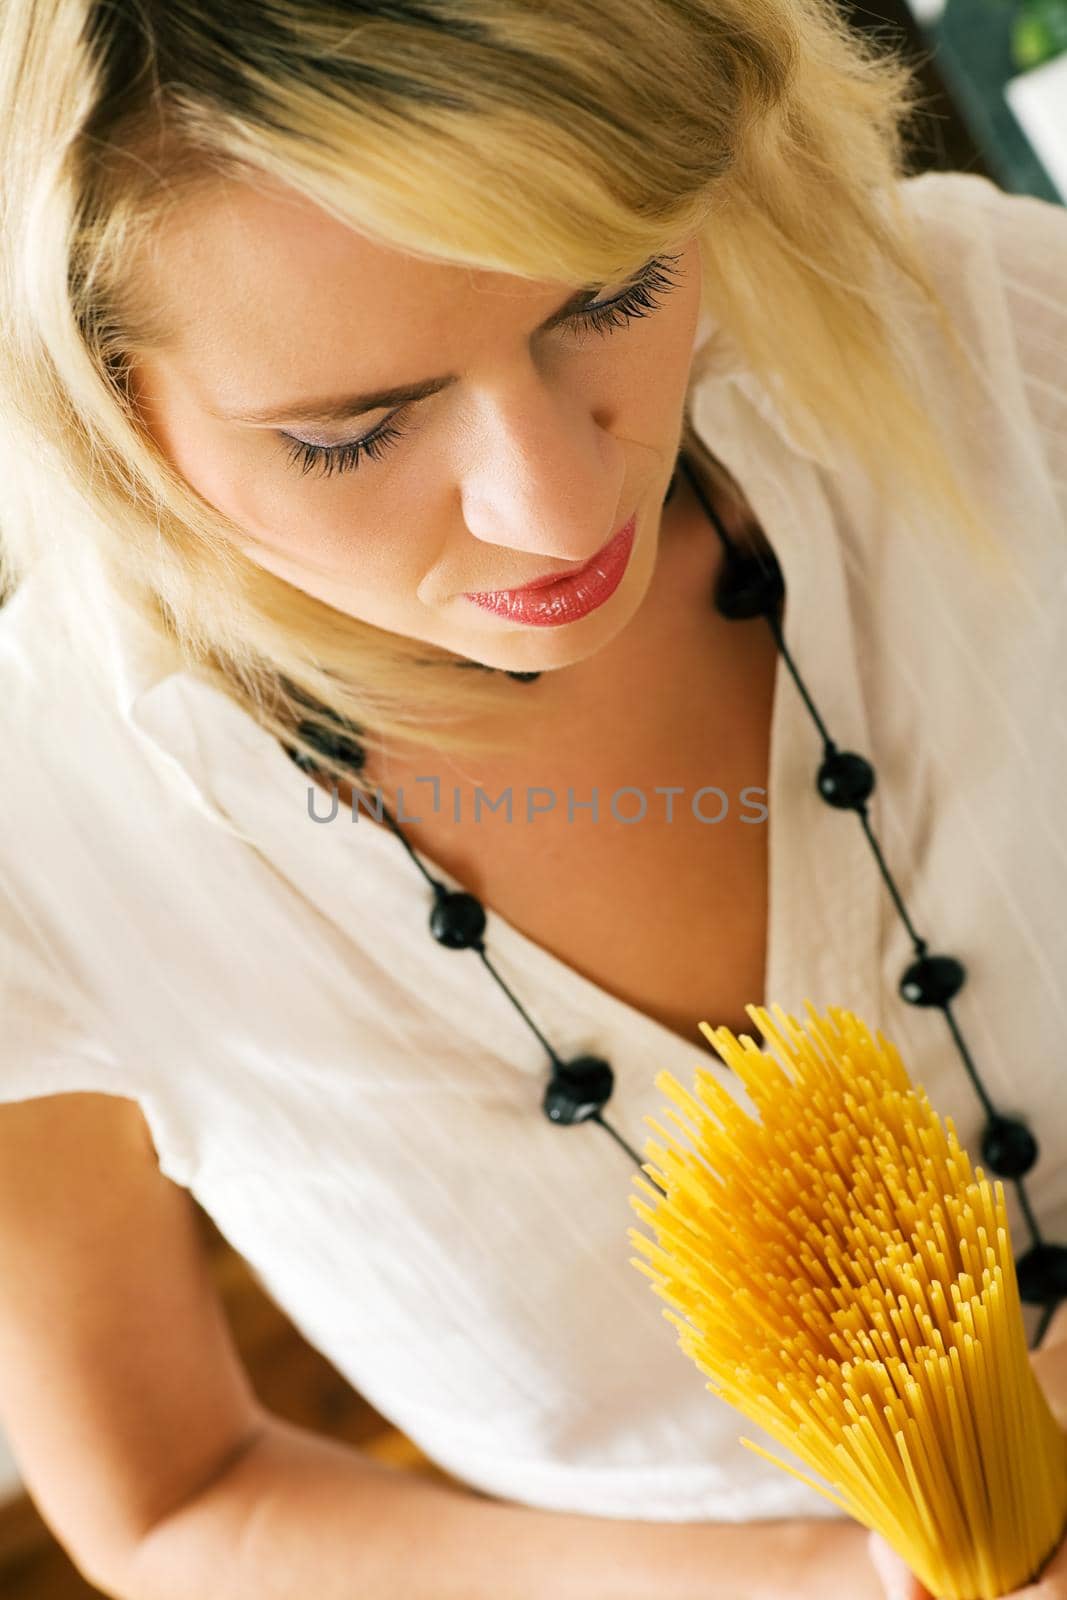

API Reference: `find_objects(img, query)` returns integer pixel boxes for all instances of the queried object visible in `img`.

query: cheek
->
[152,412,424,582]
[628,275,703,416]
[141,395,294,549]
[132,371,437,601]
[231,458,439,602]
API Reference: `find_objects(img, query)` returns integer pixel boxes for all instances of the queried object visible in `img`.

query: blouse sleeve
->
[0,901,197,1186]
[0,893,122,1101]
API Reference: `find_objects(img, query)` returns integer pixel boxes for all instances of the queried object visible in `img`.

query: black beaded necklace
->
[281,447,1066,1347]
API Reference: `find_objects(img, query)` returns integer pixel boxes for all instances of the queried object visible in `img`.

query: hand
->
[867,1527,1067,1600]
[867,1300,1067,1599]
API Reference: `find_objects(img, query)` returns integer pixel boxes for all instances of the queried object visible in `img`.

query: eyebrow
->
[207,279,617,429]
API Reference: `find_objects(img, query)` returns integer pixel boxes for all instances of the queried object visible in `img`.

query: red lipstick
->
[463,512,637,628]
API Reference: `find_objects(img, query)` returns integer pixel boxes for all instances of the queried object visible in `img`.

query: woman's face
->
[131,177,705,677]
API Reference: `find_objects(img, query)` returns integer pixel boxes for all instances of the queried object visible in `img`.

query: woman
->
[0,1,1064,1596]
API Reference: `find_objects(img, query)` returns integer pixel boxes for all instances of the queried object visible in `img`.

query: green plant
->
[1012,0,1067,69]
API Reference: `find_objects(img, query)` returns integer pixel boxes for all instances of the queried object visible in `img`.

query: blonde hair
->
[0,0,1004,804]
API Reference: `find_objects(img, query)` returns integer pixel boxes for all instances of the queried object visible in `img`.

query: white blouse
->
[1,169,1065,1526]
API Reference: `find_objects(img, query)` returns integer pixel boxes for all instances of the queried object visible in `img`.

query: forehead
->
[139,176,538,399]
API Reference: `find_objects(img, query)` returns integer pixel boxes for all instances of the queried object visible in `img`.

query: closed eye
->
[280,253,684,480]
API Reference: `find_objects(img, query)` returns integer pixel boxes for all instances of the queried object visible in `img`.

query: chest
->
[438,788,771,1054]
[369,611,779,1058]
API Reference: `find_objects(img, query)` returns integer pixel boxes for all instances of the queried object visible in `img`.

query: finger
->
[867,1530,931,1600]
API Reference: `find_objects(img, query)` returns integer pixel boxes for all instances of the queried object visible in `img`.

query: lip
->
[462,512,638,628]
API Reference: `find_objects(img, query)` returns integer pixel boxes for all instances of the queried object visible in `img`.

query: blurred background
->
[855,0,1067,200]
[1,0,1065,1593]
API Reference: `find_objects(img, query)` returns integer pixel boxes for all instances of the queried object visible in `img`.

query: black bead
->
[898,953,967,1007]
[506,670,542,682]
[429,891,486,950]
[713,548,785,620]
[542,1055,615,1125]
[981,1115,1039,1179]
[293,717,366,772]
[1016,1243,1067,1305]
[816,750,875,810]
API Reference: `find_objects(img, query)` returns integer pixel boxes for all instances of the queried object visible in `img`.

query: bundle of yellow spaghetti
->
[627,1000,1067,1600]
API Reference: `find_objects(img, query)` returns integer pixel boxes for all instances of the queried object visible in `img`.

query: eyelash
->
[281,252,684,480]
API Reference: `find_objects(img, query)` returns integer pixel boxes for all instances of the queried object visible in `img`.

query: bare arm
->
[116,1411,887,1600]
[0,1090,884,1600]
[0,1091,265,1587]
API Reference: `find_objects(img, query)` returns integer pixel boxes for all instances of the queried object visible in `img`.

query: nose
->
[459,386,625,565]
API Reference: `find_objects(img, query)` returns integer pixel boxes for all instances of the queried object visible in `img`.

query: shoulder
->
[1,568,109,801]
[0,563,190,935]
[0,573,172,1116]
[0,564,59,692]
[0,559,180,789]
[894,172,1067,510]
[895,171,1067,390]
[0,558,122,736]
[897,168,1067,280]
[899,164,1065,220]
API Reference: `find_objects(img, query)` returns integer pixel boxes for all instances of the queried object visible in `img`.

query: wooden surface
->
[0,1203,458,1597]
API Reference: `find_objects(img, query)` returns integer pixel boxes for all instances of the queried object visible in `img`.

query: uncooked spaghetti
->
[627,1000,1067,1600]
